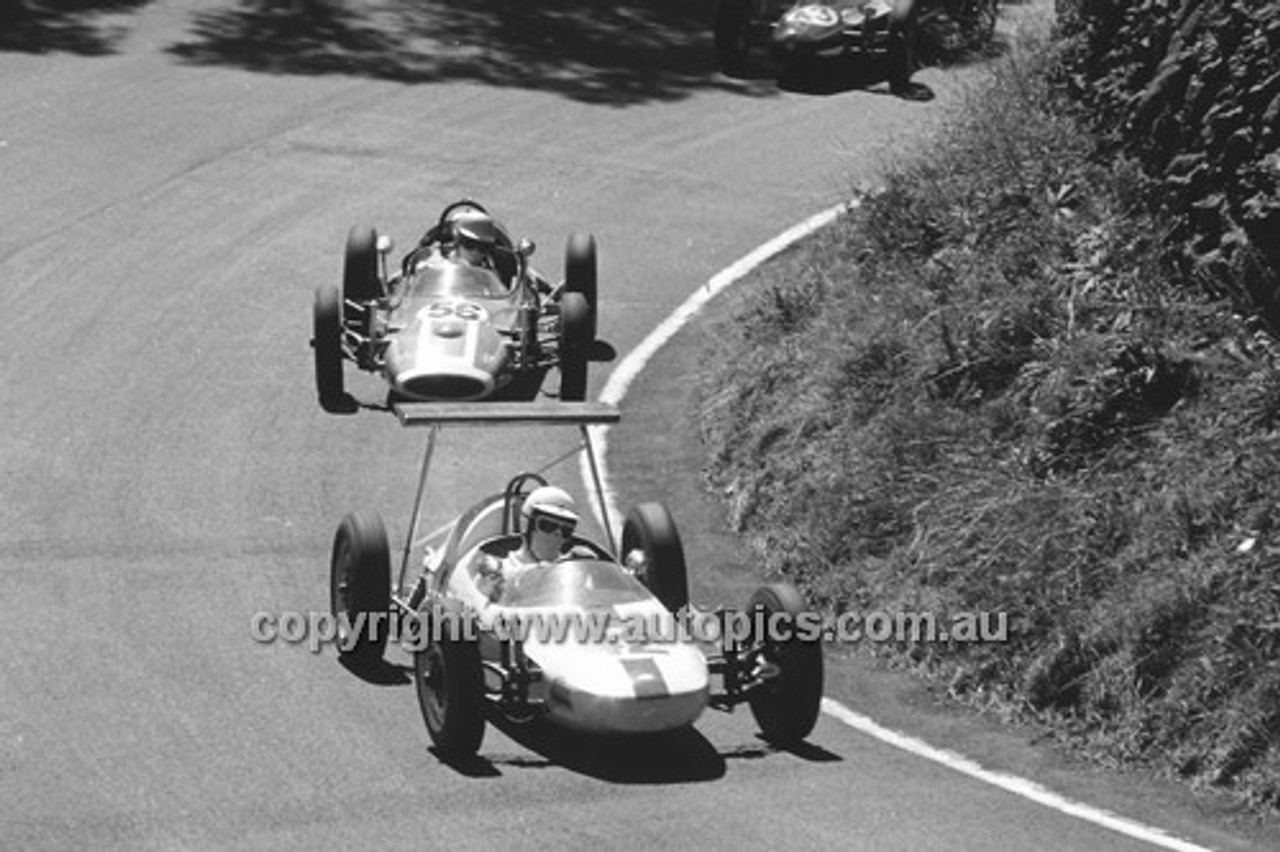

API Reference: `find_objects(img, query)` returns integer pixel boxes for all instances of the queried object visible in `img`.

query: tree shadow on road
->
[0,0,152,55]
[166,0,774,106]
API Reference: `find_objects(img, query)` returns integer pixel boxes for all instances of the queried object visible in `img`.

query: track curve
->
[0,3,1268,850]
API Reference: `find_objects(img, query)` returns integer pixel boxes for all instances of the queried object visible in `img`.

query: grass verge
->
[699,27,1280,815]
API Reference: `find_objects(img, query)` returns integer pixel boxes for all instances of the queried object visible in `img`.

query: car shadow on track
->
[317,392,365,415]
[767,736,843,763]
[772,56,936,101]
[436,715,846,782]
[483,717,730,783]
[338,655,412,686]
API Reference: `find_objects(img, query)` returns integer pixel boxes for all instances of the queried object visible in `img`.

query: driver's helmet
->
[521,486,579,535]
[447,208,500,268]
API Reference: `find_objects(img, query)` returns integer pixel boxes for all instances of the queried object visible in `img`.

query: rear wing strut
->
[392,402,621,589]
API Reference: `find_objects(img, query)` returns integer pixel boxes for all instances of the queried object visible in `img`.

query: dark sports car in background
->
[715,0,919,90]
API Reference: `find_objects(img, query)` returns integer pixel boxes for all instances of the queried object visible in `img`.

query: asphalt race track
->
[0,3,1271,850]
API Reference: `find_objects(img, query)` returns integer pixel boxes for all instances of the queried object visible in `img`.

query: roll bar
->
[392,402,621,591]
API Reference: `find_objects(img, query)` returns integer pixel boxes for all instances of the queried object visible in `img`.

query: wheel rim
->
[331,537,354,643]
[418,646,448,735]
[754,642,786,702]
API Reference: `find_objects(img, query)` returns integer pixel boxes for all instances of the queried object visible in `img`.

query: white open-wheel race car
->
[312,200,599,412]
[325,402,825,761]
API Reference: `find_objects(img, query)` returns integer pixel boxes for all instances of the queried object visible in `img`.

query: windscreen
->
[500,559,653,611]
[405,261,506,300]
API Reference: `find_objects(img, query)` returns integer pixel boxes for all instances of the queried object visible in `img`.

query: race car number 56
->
[425,301,487,322]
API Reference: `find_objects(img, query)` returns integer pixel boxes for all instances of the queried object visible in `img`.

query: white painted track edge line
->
[822,699,1216,852]
[582,201,851,537]
[580,200,1219,852]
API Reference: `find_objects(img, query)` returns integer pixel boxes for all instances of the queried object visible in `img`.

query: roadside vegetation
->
[700,1,1280,815]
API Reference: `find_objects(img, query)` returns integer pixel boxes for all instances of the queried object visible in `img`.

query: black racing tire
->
[343,225,381,304]
[564,232,598,342]
[313,284,344,407]
[714,0,754,76]
[558,291,591,402]
[745,582,824,745]
[887,1,920,94]
[415,612,486,759]
[621,502,689,613]
[329,512,391,665]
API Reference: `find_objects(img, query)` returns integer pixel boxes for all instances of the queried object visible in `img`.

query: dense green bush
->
[701,26,1280,812]
[917,0,1003,61]
[1056,0,1280,330]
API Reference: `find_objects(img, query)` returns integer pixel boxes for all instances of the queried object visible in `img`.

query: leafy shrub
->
[701,26,1280,813]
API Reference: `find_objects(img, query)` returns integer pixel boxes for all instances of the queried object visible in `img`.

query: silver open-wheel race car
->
[312,200,599,412]
[326,402,825,760]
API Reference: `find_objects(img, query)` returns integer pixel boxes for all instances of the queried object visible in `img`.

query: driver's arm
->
[474,553,506,603]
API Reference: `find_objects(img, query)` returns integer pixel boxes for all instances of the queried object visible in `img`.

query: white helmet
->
[521,486,579,525]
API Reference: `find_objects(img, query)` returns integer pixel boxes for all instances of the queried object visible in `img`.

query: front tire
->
[715,0,754,76]
[329,512,391,665]
[415,610,486,759]
[313,285,344,408]
[343,225,381,303]
[745,582,823,745]
[621,503,689,613]
[887,0,920,94]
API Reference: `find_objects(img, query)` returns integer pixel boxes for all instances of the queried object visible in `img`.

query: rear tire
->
[329,512,391,666]
[313,285,344,407]
[621,503,689,613]
[745,583,823,745]
[715,0,754,76]
[559,291,591,402]
[343,225,381,303]
[415,608,486,759]
[887,0,920,94]
[564,232,598,342]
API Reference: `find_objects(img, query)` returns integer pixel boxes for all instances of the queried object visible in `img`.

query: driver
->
[474,485,594,602]
[446,208,500,270]
[404,203,503,276]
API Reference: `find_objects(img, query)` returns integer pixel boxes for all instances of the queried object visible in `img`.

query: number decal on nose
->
[422,301,488,322]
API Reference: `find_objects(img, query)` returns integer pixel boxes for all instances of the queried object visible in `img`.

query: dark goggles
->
[532,515,575,537]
